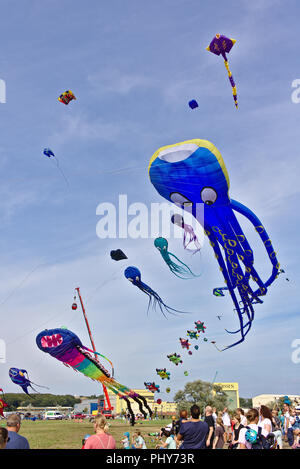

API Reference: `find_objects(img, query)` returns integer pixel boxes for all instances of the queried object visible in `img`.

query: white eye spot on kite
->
[170,193,193,208]
[201,187,217,205]
[158,143,198,163]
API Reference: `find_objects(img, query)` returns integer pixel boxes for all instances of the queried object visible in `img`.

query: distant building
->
[16,405,73,416]
[74,399,99,414]
[214,382,240,410]
[107,389,177,416]
[252,394,300,408]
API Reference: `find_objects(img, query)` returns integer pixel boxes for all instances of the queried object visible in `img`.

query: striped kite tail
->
[224,60,238,109]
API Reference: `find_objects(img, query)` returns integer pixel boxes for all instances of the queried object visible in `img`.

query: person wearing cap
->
[6,414,30,449]
[121,432,130,449]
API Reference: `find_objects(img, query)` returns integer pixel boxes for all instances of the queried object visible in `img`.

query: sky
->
[0,0,299,401]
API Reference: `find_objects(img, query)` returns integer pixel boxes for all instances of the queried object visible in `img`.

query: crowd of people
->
[153,403,300,450]
[0,403,299,450]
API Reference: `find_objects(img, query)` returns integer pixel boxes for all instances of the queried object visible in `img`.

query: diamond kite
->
[206,34,238,108]
[58,90,76,105]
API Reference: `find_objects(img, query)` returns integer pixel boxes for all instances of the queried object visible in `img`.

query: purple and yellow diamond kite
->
[206,34,238,109]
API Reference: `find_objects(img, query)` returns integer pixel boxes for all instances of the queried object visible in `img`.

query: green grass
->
[1,419,291,449]
[1,419,168,449]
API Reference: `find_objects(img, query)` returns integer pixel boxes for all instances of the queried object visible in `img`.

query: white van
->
[44,411,64,420]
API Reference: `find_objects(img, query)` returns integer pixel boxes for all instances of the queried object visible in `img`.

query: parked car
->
[100,410,115,419]
[71,413,89,419]
[44,411,64,420]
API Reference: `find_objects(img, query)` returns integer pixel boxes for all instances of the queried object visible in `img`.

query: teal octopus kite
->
[154,237,199,279]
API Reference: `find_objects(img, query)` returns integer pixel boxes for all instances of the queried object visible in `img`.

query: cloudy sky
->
[0,0,299,401]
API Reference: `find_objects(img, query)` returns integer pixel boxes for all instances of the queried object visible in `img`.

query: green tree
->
[174,379,228,414]
[239,397,252,409]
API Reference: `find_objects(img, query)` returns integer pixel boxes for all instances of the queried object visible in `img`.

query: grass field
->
[1,419,168,449]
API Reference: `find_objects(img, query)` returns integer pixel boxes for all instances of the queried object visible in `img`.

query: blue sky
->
[0,0,299,401]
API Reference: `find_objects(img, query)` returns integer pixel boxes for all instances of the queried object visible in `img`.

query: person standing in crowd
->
[174,410,188,435]
[272,410,283,449]
[283,403,295,447]
[84,415,116,449]
[5,414,30,449]
[237,408,247,426]
[229,413,244,449]
[212,407,217,424]
[212,417,225,449]
[176,405,208,449]
[0,428,9,449]
[222,407,232,444]
[238,409,268,449]
[259,405,273,434]
[204,406,215,449]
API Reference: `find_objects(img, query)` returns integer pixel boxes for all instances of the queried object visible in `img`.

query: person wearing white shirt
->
[237,408,247,427]
[238,409,268,449]
[259,406,273,434]
[283,403,295,447]
[222,407,232,443]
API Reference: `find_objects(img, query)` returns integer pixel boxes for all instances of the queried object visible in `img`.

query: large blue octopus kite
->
[149,139,280,349]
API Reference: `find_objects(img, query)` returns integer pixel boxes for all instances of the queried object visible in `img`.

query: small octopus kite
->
[8,368,48,395]
[206,34,238,109]
[43,148,69,186]
[195,321,206,333]
[187,330,199,340]
[144,382,160,393]
[188,99,198,110]
[156,368,170,380]
[179,338,191,350]
[171,214,202,254]
[110,249,127,261]
[213,287,227,297]
[58,90,76,105]
[167,353,182,366]
[154,237,198,279]
[124,266,189,318]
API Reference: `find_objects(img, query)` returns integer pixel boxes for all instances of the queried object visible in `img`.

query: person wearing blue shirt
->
[176,405,208,449]
[5,414,30,450]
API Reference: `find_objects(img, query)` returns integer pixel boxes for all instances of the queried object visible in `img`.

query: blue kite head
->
[124,266,141,284]
[188,100,198,109]
[36,328,82,360]
[9,367,27,384]
[149,139,231,214]
[43,148,55,158]
[154,237,168,251]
